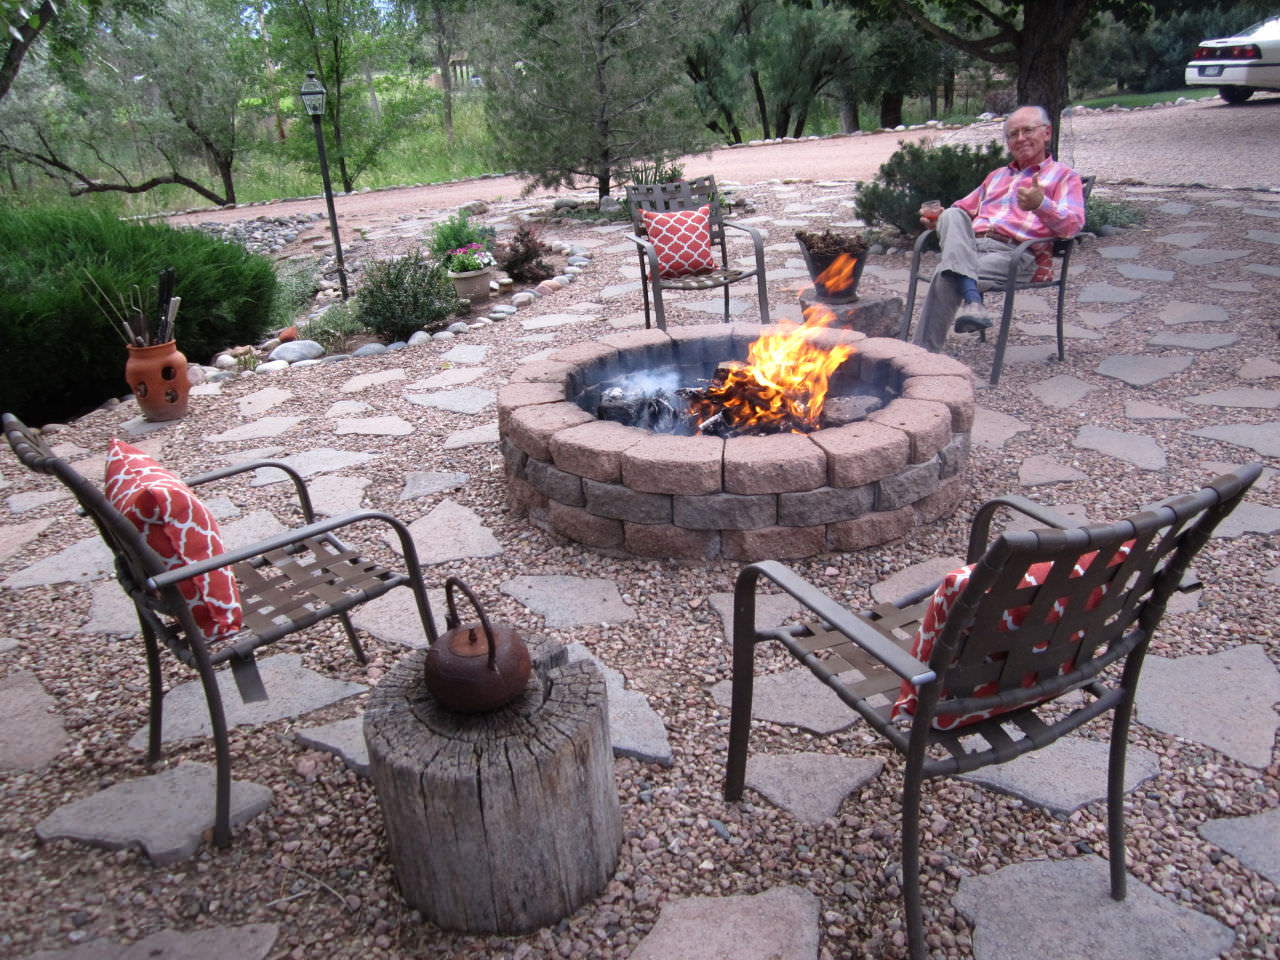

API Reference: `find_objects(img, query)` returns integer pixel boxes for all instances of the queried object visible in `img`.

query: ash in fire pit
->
[596,363,892,438]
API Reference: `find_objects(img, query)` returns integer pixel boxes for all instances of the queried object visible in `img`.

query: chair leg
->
[724,569,765,801]
[723,283,730,324]
[901,764,928,960]
[756,269,770,324]
[652,282,667,331]
[1054,278,1068,362]
[141,619,164,764]
[988,291,1017,387]
[1106,692,1137,901]
[640,258,654,329]
[338,612,367,664]
[191,650,233,848]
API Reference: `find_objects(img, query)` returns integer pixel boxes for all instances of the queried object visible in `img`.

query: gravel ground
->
[2,99,1279,960]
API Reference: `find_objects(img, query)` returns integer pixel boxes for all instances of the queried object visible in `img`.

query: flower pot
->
[448,267,493,302]
[125,340,189,421]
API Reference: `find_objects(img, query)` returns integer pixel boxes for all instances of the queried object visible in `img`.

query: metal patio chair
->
[3,413,441,849]
[724,463,1260,960]
[625,174,770,330]
[900,175,1096,386]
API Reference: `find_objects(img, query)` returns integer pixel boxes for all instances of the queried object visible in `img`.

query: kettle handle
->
[444,576,497,670]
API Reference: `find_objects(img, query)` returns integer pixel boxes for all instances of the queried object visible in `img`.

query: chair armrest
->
[146,509,419,591]
[966,495,1076,563]
[739,560,935,686]
[627,232,663,277]
[183,460,317,524]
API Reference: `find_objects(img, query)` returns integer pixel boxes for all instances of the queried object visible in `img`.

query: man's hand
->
[1016,173,1044,212]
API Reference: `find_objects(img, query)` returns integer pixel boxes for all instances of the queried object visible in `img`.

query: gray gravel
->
[1,98,1278,960]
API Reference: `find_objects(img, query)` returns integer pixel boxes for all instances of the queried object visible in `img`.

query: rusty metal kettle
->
[423,577,531,713]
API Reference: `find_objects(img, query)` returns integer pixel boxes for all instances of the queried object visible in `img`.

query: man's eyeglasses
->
[1007,124,1046,140]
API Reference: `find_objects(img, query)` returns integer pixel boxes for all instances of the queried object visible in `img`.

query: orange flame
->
[817,253,858,296]
[691,302,854,434]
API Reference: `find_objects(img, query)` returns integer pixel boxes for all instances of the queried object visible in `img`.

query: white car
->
[1186,15,1280,103]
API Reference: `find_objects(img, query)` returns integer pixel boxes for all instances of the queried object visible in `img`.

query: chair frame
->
[724,464,1260,960]
[3,413,441,848]
[625,174,770,331]
[900,175,1096,386]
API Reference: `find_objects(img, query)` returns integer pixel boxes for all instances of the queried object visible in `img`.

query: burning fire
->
[690,255,858,435]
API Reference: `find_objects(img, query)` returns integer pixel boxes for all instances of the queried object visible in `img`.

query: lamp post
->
[300,70,349,300]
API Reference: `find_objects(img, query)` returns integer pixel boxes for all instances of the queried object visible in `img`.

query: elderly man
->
[912,104,1086,353]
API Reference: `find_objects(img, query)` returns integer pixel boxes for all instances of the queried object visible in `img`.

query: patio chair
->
[724,463,1260,960]
[2,413,441,848]
[900,175,1096,386]
[625,174,770,330]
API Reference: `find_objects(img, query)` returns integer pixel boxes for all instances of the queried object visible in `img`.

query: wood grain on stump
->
[364,648,622,934]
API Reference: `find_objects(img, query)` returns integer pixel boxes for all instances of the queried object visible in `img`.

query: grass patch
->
[1077,88,1216,109]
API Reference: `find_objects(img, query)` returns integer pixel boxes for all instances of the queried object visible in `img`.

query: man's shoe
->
[955,303,994,334]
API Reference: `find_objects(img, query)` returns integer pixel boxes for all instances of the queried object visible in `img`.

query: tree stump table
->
[364,647,622,934]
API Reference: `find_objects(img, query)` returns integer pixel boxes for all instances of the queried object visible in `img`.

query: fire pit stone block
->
[625,523,720,561]
[901,376,976,431]
[877,458,945,510]
[829,505,916,551]
[584,480,672,524]
[916,474,968,523]
[778,485,876,526]
[506,403,596,462]
[724,434,827,495]
[809,422,911,489]
[497,382,567,433]
[524,458,585,507]
[673,493,778,530]
[506,359,578,385]
[867,399,954,463]
[725,524,829,561]
[549,421,646,483]
[548,502,625,548]
[620,435,725,495]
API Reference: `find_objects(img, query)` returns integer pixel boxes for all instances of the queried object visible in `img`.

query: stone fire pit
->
[499,323,975,561]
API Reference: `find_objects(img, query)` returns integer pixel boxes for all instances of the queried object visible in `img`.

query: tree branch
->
[1,0,59,102]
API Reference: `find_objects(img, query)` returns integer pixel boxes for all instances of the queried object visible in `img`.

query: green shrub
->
[0,205,276,425]
[854,139,1008,237]
[269,260,320,331]
[497,221,556,283]
[426,210,495,261]
[357,250,459,341]
[1085,197,1145,234]
[303,301,368,354]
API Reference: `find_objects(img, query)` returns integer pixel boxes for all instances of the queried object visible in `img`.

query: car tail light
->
[1193,43,1261,61]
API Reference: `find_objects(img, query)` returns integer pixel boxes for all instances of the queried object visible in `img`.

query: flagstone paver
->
[339,368,405,392]
[1115,263,1174,282]
[567,643,672,766]
[2,535,112,588]
[1028,375,1099,408]
[6,490,70,513]
[955,857,1235,960]
[971,408,1030,448]
[34,763,272,865]
[1073,426,1166,470]
[295,717,370,776]
[1018,455,1088,487]
[79,579,140,635]
[1145,332,1239,350]
[236,386,293,417]
[1238,358,1280,380]
[1186,388,1280,409]
[1198,806,1280,886]
[1098,245,1141,260]
[1246,229,1280,245]
[1078,282,1145,304]
[0,671,67,771]
[743,753,885,823]
[1124,400,1186,420]
[1190,422,1280,457]
[442,422,500,448]
[0,518,55,564]
[1174,248,1251,265]
[404,386,496,414]
[24,924,280,960]
[1019,321,1102,341]
[960,737,1160,816]
[333,415,415,435]
[1077,310,1123,327]
[1207,501,1280,539]
[1246,262,1280,278]
[394,498,503,565]
[1155,232,1212,248]
[500,574,636,628]
[407,366,485,389]
[399,470,469,499]
[306,474,371,515]
[1158,301,1228,325]
[206,416,306,442]
[630,886,820,960]
[710,668,855,736]
[324,399,371,417]
[249,448,379,485]
[1095,355,1193,386]
[126,653,366,749]
[349,586,443,648]
[1138,645,1280,768]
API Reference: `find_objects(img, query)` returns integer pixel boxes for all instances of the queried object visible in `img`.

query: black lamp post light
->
[300,70,349,300]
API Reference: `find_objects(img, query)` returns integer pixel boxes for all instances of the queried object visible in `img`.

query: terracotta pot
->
[125,341,189,421]
[448,267,492,302]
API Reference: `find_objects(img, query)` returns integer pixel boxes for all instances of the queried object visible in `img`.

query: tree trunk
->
[879,90,903,128]
[1017,0,1094,158]
[433,2,454,145]
[751,70,770,139]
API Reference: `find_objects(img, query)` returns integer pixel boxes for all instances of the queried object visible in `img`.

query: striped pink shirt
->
[953,157,1085,243]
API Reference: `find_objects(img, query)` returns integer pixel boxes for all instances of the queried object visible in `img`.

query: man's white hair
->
[1005,105,1051,133]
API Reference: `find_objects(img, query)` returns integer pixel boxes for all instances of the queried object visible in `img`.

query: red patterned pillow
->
[1030,244,1056,283]
[104,439,243,639]
[642,205,716,278]
[892,543,1131,730]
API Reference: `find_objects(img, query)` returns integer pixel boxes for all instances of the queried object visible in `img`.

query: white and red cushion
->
[105,439,243,639]
[892,543,1132,730]
[642,205,716,278]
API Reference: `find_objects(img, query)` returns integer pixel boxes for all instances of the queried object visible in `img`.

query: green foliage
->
[427,210,494,260]
[497,221,555,284]
[303,300,367,353]
[269,260,320,330]
[619,158,685,186]
[1085,197,1145,234]
[0,204,275,425]
[853,138,1008,236]
[356,250,459,341]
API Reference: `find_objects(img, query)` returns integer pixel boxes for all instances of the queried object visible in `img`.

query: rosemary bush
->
[357,250,459,341]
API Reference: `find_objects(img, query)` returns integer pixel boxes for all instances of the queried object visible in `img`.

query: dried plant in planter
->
[794,230,869,258]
